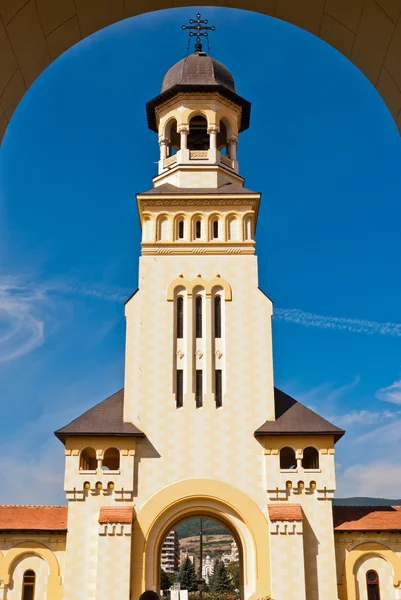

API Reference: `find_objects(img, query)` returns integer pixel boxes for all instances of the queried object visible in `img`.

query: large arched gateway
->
[131,479,269,599]
[0,0,400,141]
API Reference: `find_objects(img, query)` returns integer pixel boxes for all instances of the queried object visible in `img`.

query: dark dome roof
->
[146,52,251,133]
[161,53,236,94]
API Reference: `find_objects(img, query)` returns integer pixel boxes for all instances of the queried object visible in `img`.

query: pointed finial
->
[182,13,216,54]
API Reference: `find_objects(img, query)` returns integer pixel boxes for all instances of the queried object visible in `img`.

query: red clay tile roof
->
[268,504,303,521]
[0,506,67,531]
[333,506,401,531]
[99,506,135,524]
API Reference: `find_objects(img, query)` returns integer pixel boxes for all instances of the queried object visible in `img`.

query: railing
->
[220,154,233,168]
[189,150,208,160]
[164,155,177,168]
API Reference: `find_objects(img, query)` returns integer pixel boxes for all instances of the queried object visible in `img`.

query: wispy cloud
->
[332,408,401,428]
[376,378,401,405]
[337,461,401,498]
[0,274,130,364]
[274,308,401,337]
[0,276,47,363]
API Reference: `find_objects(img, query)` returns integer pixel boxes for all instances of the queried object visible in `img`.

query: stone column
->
[208,125,219,162]
[178,125,189,150]
[177,125,189,163]
[159,137,169,161]
[228,135,238,160]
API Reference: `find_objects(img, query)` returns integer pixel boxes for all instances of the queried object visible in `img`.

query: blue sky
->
[0,7,400,504]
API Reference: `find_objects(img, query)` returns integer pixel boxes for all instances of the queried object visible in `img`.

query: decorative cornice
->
[142,245,255,256]
[156,92,242,122]
[98,522,132,536]
[139,198,259,207]
[269,520,303,535]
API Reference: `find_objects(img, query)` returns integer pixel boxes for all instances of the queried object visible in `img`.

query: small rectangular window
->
[195,370,203,408]
[215,370,222,407]
[195,296,202,338]
[176,370,183,408]
[178,220,184,239]
[213,220,219,239]
[214,296,221,338]
[195,220,201,239]
[177,297,184,338]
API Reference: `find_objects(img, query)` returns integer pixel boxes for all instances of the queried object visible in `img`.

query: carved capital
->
[177,125,190,134]
[158,136,170,145]
[228,135,238,144]
[207,125,220,134]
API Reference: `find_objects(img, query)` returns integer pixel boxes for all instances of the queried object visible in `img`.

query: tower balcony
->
[160,148,237,175]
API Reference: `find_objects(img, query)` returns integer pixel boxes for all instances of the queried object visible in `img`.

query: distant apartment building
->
[161,530,180,574]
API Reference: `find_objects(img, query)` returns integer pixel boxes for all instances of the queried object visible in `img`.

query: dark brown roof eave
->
[54,430,145,443]
[146,84,251,132]
[254,429,345,442]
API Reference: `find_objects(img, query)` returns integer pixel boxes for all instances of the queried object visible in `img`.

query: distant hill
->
[175,518,228,539]
[334,497,401,506]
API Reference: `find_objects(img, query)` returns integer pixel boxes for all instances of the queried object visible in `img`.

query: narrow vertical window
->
[215,370,222,407]
[214,296,221,338]
[195,220,201,239]
[176,370,183,408]
[22,570,35,600]
[213,219,219,239]
[195,296,202,338]
[177,296,184,338]
[366,570,380,600]
[178,220,184,239]
[196,370,203,408]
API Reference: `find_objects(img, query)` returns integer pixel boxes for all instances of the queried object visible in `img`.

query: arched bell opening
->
[217,118,231,156]
[164,118,180,156]
[188,116,210,151]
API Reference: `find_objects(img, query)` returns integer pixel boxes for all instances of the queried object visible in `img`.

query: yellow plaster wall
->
[335,534,401,600]
[0,536,65,600]
[124,252,275,512]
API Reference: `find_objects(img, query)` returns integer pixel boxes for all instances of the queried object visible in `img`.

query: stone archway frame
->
[0,0,401,142]
[131,479,270,600]
[343,541,401,600]
[0,541,62,600]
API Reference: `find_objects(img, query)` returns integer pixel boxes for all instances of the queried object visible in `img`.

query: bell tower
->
[145,18,250,190]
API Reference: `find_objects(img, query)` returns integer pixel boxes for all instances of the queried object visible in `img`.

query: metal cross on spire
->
[182,13,216,54]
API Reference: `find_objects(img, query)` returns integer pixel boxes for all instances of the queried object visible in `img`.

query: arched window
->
[22,570,35,600]
[80,447,97,471]
[280,447,297,470]
[178,220,184,240]
[244,216,252,240]
[228,216,240,241]
[177,296,184,338]
[143,217,153,242]
[213,219,219,239]
[195,219,202,239]
[102,447,120,471]
[302,447,319,470]
[366,570,380,600]
[188,115,209,150]
[214,296,221,338]
[195,296,203,338]
[159,216,170,241]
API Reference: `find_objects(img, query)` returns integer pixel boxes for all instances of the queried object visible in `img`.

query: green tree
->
[178,556,198,591]
[227,561,240,590]
[209,560,233,593]
[160,569,174,592]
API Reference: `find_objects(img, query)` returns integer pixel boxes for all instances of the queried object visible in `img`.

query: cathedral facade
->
[0,44,400,600]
